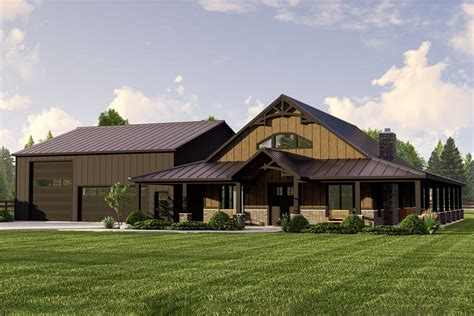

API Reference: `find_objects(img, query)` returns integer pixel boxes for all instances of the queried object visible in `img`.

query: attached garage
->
[30,161,73,220]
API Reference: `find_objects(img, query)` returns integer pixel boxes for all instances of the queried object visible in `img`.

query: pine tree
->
[427,140,443,175]
[24,135,35,148]
[463,154,474,203]
[46,130,53,140]
[440,137,465,182]
[0,147,15,199]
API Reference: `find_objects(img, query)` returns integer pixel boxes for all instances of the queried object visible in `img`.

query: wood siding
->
[16,152,174,220]
[214,114,364,162]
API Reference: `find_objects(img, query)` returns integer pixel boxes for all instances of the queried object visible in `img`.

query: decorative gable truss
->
[253,99,315,127]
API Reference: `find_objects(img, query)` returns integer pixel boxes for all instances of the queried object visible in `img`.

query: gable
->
[213,109,365,162]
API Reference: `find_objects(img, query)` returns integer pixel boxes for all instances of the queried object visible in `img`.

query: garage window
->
[33,179,72,187]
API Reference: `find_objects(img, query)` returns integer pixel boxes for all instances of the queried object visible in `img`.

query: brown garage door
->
[79,186,137,222]
[31,161,73,220]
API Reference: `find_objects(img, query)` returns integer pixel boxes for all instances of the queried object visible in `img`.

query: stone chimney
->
[379,128,396,161]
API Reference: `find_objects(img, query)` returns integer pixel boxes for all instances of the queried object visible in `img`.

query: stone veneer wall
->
[361,210,383,227]
[203,208,235,223]
[300,209,328,224]
[179,213,192,222]
[245,208,268,226]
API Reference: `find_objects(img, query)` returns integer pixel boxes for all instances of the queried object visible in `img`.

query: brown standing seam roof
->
[14,120,229,156]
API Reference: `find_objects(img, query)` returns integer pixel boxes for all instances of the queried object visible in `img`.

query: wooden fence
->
[0,200,15,212]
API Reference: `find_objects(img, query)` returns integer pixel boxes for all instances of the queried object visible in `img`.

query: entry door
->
[269,184,294,224]
[154,192,172,221]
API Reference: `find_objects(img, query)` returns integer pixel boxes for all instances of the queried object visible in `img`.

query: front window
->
[257,133,312,150]
[328,184,353,210]
[220,185,235,209]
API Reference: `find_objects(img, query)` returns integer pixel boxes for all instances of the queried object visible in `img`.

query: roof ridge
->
[77,120,225,129]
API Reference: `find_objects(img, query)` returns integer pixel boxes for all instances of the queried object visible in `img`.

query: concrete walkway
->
[0,221,282,233]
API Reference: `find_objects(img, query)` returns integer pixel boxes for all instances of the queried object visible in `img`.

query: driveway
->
[0,221,103,230]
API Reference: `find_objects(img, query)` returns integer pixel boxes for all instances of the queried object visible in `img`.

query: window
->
[328,184,353,210]
[220,185,235,209]
[34,179,72,187]
[257,133,312,150]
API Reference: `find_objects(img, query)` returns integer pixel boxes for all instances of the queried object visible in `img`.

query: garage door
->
[79,187,137,222]
[31,161,73,220]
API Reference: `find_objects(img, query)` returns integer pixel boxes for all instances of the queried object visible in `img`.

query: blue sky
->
[0,0,472,158]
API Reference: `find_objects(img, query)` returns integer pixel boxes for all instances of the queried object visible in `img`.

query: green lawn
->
[1,213,473,314]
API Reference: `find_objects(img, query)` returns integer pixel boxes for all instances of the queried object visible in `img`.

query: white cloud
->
[0,129,15,149]
[0,0,34,22]
[199,0,257,13]
[1,28,40,79]
[450,3,474,56]
[324,41,473,157]
[0,91,31,110]
[20,107,81,147]
[246,98,265,123]
[174,75,184,83]
[244,95,252,105]
[175,84,185,96]
[107,87,201,124]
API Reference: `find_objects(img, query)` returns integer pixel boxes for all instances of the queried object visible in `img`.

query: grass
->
[0,212,473,314]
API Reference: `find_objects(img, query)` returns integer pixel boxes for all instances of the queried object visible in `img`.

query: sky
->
[0,0,473,159]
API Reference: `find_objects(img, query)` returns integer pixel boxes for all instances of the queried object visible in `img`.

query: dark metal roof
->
[14,120,230,156]
[131,161,244,182]
[133,149,465,185]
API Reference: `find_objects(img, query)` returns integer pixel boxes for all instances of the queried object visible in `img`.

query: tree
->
[0,147,15,200]
[463,154,474,203]
[104,182,133,225]
[439,137,465,182]
[24,135,35,148]
[204,115,216,121]
[364,128,426,169]
[427,140,443,175]
[98,109,129,126]
[46,130,53,140]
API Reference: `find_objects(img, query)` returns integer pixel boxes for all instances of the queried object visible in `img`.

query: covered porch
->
[131,149,464,226]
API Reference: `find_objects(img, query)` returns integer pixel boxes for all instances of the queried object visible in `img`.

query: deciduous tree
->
[98,109,129,126]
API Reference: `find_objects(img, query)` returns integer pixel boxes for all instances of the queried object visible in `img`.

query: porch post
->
[415,180,421,214]
[354,181,361,214]
[293,177,299,213]
[432,183,438,212]
[235,182,242,214]
[439,185,444,212]
[450,187,454,210]
[182,183,188,213]
[138,184,142,211]
[445,185,450,211]
[424,182,430,211]
[459,187,463,209]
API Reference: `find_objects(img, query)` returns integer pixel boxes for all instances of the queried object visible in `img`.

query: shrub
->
[279,214,290,232]
[341,214,365,233]
[170,221,211,230]
[423,210,440,235]
[400,214,428,235]
[0,209,14,222]
[304,222,342,233]
[232,214,246,230]
[102,216,116,229]
[286,215,309,233]
[209,211,234,230]
[133,219,172,230]
[125,210,147,225]
[361,225,410,235]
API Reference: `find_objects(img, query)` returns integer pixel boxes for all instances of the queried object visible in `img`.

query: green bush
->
[102,216,116,229]
[423,210,440,235]
[341,214,365,233]
[170,221,211,230]
[209,211,234,230]
[286,215,309,233]
[0,209,14,222]
[400,214,428,235]
[133,219,172,230]
[361,225,411,235]
[304,222,342,233]
[125,210,147,225]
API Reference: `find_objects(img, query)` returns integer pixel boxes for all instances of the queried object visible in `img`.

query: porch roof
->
[131,148,463,186]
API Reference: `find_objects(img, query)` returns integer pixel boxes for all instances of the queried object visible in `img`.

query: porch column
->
[424,182,430,211]
[383,183,399,225]
[445,185,450,211]
[415,180,421,214]
[138,184,142,211]
[454,187,458,209]
[182,183,188,213]
[354,181,361,214]
[432,183,438,212]
[235,182,242,214]
[450,187,454,210]
[459,187,463,209]
[293,177,299,213]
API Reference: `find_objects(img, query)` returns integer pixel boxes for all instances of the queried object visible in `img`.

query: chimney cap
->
[381,128,393,133]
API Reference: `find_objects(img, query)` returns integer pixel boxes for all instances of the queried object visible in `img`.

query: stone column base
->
[361,210,383,227]
[203,209,235,223]
[179,213,192,222]
[300,209,328,224]
[245,208,268,226]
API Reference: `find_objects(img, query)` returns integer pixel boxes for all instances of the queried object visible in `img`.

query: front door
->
[154,192,172,221]
[269,184,294,225]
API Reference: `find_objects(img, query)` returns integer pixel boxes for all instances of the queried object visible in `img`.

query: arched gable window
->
[257,133,312,149]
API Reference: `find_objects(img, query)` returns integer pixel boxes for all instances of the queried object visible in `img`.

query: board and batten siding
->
[214,114,365,162]
[16,152,174,220]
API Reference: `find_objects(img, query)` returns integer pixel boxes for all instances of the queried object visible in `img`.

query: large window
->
[33,179,72,187]
[328,184,353,210]
[257,133,312,150]
[220,185,235,209]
